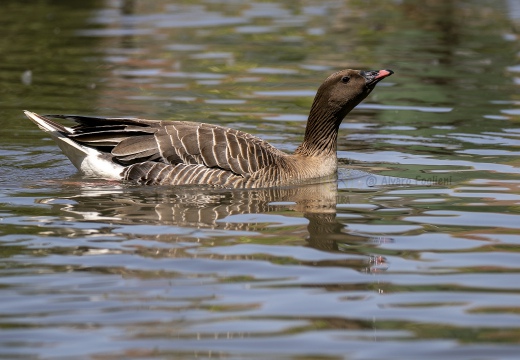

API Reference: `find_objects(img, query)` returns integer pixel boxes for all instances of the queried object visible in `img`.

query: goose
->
[24,68,393,188]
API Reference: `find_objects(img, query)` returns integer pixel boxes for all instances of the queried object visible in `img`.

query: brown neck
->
[295,96,353,157]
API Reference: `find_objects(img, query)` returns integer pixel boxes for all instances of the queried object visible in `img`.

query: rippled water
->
[2,0,520,358]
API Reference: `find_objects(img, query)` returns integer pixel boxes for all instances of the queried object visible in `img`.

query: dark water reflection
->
[2,0,520,359]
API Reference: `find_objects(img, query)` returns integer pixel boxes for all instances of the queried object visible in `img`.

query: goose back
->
[56,115,291,187]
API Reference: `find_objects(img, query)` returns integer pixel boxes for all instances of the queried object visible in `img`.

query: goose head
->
[315,69,393,119]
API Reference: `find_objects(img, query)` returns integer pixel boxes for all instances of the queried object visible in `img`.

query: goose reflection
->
[46,179,389,271]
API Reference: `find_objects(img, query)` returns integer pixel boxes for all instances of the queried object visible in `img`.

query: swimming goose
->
[24,69,393,188]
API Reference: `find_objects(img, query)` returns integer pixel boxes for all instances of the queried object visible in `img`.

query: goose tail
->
[24,111,123,179]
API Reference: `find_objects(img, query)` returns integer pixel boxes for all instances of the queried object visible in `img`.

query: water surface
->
[1,0,520,359]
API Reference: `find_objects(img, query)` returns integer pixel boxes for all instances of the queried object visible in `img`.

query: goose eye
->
[341,76,350,84]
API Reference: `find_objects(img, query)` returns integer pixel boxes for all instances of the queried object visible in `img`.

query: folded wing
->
[50,115,285,178]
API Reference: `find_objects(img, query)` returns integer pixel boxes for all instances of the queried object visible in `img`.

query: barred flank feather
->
[123,162,245,187]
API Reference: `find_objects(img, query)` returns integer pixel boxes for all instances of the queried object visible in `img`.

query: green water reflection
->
[1,0,520,359]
